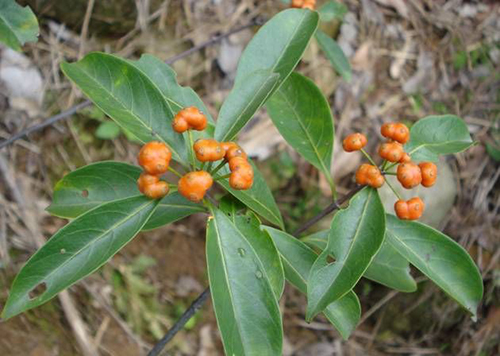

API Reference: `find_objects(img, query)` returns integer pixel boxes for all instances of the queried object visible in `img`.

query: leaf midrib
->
[24,199,155,293]
[274,88,332,181]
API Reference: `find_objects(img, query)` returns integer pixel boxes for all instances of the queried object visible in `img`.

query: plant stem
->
[360,148,378,167]
[200,162,206,171]
[385,178,403,200]
[210,160,227,176]
[384,172,397,176]
[168,166,183,178]
[187,130,196,170]
[214,173,231,181]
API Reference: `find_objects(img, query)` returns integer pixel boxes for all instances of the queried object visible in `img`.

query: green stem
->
[210,160,227,176]
[381,159,388,171]
[200,162,206,171]
[384,172,397,176]
[187,130,196,169]
[168,166,183,178]
[360,148,378,167]
[385,178,402,200]
[214,173,231,181]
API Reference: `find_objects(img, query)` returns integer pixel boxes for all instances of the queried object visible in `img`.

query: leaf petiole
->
[384,178,402,200]
[210,160,227,176]
[360,148,378,167]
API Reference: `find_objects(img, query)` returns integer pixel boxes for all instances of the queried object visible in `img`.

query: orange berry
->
[392,123,410,144]
[178,171,213,202]
[137,173,169,199]
[419,162,437,187]
[397,162,422,189]
[381,122,410,144]
[407,197,424,220]
[304,0,316,9]
[229,172,253,190]
[143,181,169,199]
[137,173,159,193]
[355,164,384,188]
[221,142,237,153]
[291,0,304,8]
[226,145,248,160]
[172,116,189,133]
[394,200,410,220]
[173,106,207,132]
[138,141,172,175]
[343,133,368,152]
[193,139,225,162]
[381,123,397,139]
[399,153,411,163]
[229,157,250,172]
[378,141,404,162]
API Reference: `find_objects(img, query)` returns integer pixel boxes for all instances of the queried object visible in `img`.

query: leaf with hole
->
[214,8,319,141]
[263,226,360,339]
[0,0,38,51]
[405,115,475,162]
[315,29,352,82]
[267,72,334,191]
[385,214,483,319]
[2,196,159,320]
[206,208,283,355]
[303,230,417,292]
[61,52,187,162]
[307,188,386,321]
[46,161,204,229]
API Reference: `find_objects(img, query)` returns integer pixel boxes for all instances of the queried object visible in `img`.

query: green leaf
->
[318,1,348,22]
[263,226,360,339]
[1,196,159,320]
[206,208,283,355]
[96,120,121,140]
[486,142,500,162]
[214,8,319,141]
[405,115,475,162]
[61,53,186,163]
[315,29,352,82]
[307,188,386,321]
[0,0,39,51]
[233,213,284,299]
[267,72,334,190]
[385,214,483,319]
[47,161,204,228]
[214,70,279,141]
[303,230,417,292]
[216,161,284,229]
[131,54,215,140]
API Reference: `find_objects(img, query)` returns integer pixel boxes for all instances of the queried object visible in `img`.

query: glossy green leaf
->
[486,142,500,162]
[307,188,385,321]
[267,72,334,190]
[61,53,186,162]
[263,226,360,339]
[233,213,284,299]
[206,208,283,355]
[47,161,204,229]
[405,115,475,162]
[96,120,121,140]
[303,230,416,292]
[214,8,319,141]
[2,196,159,320]
[385,214,483,318]
[318,0,348,22]
[214,70,279,141]
[131,54,215,140]
[0,0,38,51]
[315,29,351,82]
[216,162,284,229]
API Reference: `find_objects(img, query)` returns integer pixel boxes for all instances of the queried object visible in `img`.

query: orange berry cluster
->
[136,106,253,203]
[291,0,316,10]
[137,141,172,199]
[343,122,438,221]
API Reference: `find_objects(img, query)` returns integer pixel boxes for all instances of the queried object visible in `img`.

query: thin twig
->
[148,185,366,355]
[0,18,264,150]
[147,287,211,356]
